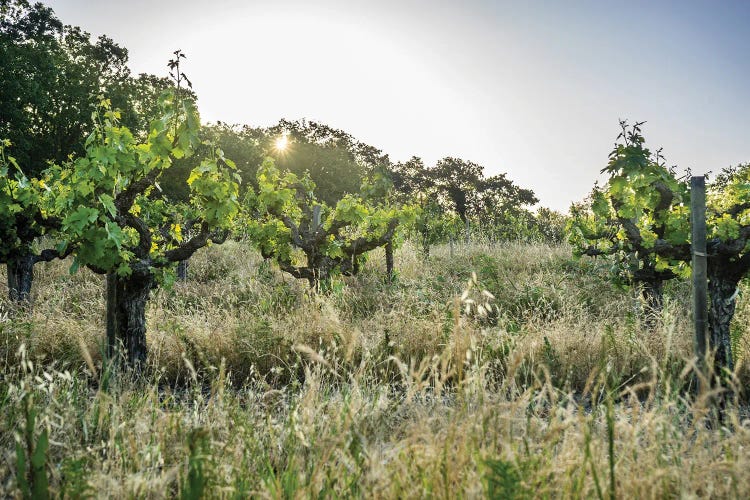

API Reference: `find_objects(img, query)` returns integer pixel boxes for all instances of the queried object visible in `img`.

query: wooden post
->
[691,176,708,387]
[464,218,471,245]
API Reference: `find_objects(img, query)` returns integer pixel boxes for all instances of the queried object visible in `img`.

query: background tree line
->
[1,0,563,261]
[1,0,564,369]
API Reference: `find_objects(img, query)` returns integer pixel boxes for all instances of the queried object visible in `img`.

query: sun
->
[274,135,289,152]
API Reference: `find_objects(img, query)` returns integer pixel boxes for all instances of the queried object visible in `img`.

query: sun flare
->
[275,135,289,151]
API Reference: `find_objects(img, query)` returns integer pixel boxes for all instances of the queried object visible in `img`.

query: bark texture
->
[707,272,738,374]
[106,267,154,367]
[7,255,34,302]
[267,213,400,290]
[177,259,189,281]
[5,241,72,303]
[385,241,394,282]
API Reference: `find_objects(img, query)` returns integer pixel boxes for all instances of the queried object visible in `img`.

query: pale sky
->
[45,0,750,211]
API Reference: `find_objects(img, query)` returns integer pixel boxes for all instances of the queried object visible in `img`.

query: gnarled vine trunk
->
[307,254,336,291]
[707,272,738,374]
[385,241,394,282]
[7,255,35,302]
[640,279,664,327]
[632,267,674,329]
[106,268,154,368]
[177,259,189,281]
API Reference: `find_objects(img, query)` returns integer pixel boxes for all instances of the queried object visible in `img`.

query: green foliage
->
[0,1,171,178]
[268,119,389,206]
[533,207,569,243]
[46,91,239,277]
[245,158,415,287]
[0,141,33,262]
[568,121,690,289]
[158,121,262,203]
[478,207,569,243]
[0,1,194,300]
[159,119,385,207]
[707,163,750,244]
[415,199,463,249]
[431,157,538,224]
[483,458,530,499]
[390,155,539,249]
[182,428,210,500]
[391,157,461,251]
[0,139,64,277]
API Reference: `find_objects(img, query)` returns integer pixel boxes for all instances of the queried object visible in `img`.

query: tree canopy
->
[571,120,750,381]
[0,0,180,177]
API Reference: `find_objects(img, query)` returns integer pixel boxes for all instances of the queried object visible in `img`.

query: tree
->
[571,121,750,383]
[1,1,182,301]
[432,157,537,230]
[0,2,81,301]
[1,0,60,176]
[390,156,537,248]
[0,140,70,302]
[246,159,414,290]
[0,2,144,176]
[568,121,690,317]
[47,92,240,368]
[391,157,457,255]
[431,157,484,232]
[267,119,390,206]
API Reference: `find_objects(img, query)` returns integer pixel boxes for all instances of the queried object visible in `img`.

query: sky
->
[44,0,750,211]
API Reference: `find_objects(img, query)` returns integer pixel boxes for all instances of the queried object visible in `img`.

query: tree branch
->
[119,213,152,259]
[115,169,159,213]
[652,239,691,261]
[615,216,645,252]
[653,181,674,213]
[581,245,615,257]
[209,228,230,245]
[709,226,750,257]
[31,244,74,264]
[277,260,315,281]
[160,222,212,263]
[718,202,750,219]
[342,218,400,257]
[280,215,305,248]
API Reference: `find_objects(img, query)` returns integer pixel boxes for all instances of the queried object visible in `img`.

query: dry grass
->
[1,240,749,497]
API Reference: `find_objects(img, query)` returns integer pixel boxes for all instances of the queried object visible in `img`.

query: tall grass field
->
[2,241,749,498]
